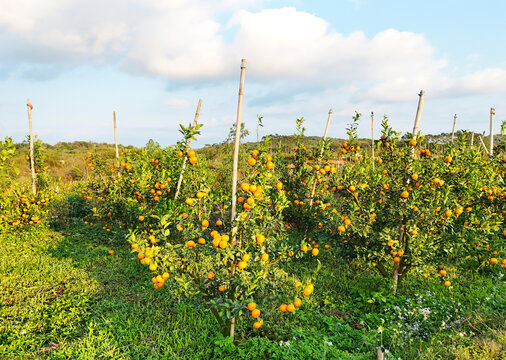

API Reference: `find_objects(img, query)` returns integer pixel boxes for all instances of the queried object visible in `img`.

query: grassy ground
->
[0,223,504,359]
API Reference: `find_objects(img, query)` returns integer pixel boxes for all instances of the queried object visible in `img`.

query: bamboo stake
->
[451,114,457,143]
[27,99,36,196]
[309,109,333,206]
[470,132,474,146]
[489,108,495,156]
[174,99,203,200]
[478,136,489,155]
[412,90,425,136]
[371,111,375,170]
[230,60,247,225]
[229,59,247,340]
[113,111,119,160]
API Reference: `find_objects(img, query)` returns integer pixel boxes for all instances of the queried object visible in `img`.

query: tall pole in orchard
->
[229,59,247,339]
[489,108,495,156]
[27,99,36,196]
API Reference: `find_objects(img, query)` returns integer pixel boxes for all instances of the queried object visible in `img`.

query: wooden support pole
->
[412,90,425,136]
[479,136,489,155]
[371,111,375,170]
[174,99,203,200]
[113,111,119,160]
[27,99,36,196]
[489,108,495,156]
[470,132,475,146]
[230,59,247,225]
[229,59,247,340]
[451,114,457,143]
[310,109,333,206]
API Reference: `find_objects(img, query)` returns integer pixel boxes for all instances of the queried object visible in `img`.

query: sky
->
[0,0,505,147]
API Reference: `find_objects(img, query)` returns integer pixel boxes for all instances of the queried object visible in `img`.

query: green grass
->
[1,224,504,359]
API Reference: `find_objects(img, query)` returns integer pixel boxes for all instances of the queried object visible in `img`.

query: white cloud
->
[0,0,505,104]
[165,98,192,109]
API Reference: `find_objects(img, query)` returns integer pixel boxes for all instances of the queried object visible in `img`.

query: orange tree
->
[306,118,504,293]
[128,139,315,338]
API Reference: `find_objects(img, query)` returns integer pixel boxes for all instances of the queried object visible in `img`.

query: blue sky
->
[0,0,505,147]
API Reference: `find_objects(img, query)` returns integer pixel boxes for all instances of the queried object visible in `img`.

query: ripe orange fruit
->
[261,253,269,262]
[216,220,223,226]
[337,225,345,233]
[185,198,194,206]
[178,150,183,157]
[189,156,197,165]
[241,183,250,192]
[138,216,144,222]
[301,245,308,252]
[242,253,251,262]
[444,156,452,163]
[248,302,256,311]
[349,185,356,192]
[387,241,393,247]
[276,182,283,190]
[344,218,351,226]
[409,139,417,146]
[251,309,261,319]
[445,210,452,217]
[489,258,498,264]
[238,261,247,269]
[444,280,451,287]
[393,256,400,263]
[248,158,257,166]
[186,240,196,249]
[312,248,319,256]
[252,150,259,158]
[376,158,383,164]
[279,304,287,312]
[401,191,409,198]
[162,272,170,280]
[293,298,302,307]
[187,150,196,158]
[219,285,226,292]
[439,269,447,276]
[266,161,274,169]
[302,285,313,296]
[422,273,428,278]
[108,250,114,255]
[455,207,463,215]
[253,320,263,329]
[177,225,183,231]
[286,304,295,312]
[256,234,265,244]
[207,272,215,279]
